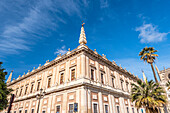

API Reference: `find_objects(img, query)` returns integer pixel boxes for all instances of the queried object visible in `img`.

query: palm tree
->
[139,47,159,83]
[131,80,166,113]
[166,81,170,90]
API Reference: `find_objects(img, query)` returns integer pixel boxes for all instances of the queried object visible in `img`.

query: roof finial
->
[79,21,87,45]
[7,70,13,83]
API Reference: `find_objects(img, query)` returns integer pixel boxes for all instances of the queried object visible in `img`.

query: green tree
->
[131,79,166,113]
[139,47,159,83]
[166,81,170,90]
[0,62,12,110]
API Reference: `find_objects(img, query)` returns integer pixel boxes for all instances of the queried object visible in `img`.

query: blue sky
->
[0,0,170,81]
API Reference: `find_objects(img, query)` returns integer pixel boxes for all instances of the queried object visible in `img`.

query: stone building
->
[2,24,145,113]
[159,68,170,112]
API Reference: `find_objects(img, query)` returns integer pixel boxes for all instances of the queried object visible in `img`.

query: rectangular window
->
[30,84,34,93]
[105,105,108,113]
[16,88,18,96]
[69,104,73,113]
[112,77,114,87]
[121,80,124,90]
[126,82,129,92]
[132,108,135,113]
[126,107,129,113]
[93,103,98,113]
[117,106,120,113]
[56,105,60,113]
[19,88,22,96]
[25,110,27,113]
[101,73,104,84]
[60,73,64,84]
[71,69,75,81]
[31,109,34,113]
[25,86,28,95]
[37,81,40,91]
[47,78,51,88]
[91,69,94,80]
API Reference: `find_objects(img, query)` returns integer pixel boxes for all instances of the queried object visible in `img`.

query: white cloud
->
[54,46,67,55]
[0,0,84,55]
[136,23,169,43]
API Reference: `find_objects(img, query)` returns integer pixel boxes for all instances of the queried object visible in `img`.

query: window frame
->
[60,72,64,84]
[92,102,99,113]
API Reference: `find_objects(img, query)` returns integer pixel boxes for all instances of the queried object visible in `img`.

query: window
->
[101,73,104,84]
[25,86,28,95]
[37,82,40,91]
[19,110,22,113]
[31,109,34,113]
[120,80,124,90]
[47,78,51,88]
[25,110,27,113]
[14,111,16,113]
[69,104,73,113]
[71,69,75,81]
[168,74,170,79]
[105,105,108,113]
[42,111,45,113]
[112,77,114,87]
[56,105,60,113]
[93,103,98,113]
[116,106,120,113]
[141,109,143,113]
[91,69,94,80]
[132,108,135,113]
[19,87,23,96]
[126,107,129,113]
[60,73,64,84]
[30,84,34,93]
[16,88,18,96]
[126,82,129,92]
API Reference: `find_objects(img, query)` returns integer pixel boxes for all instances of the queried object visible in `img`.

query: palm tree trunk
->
[151,63,158,83]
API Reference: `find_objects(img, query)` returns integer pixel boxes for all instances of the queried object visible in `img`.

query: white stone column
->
[128,99,132,113]
[81,54,86,78]
[52,67,56,86]
[87,88,92,113]
[77,56,81,79]
[108,94,113,113]
[48,95,52,113]
[98,92,103,113]
[112,95,116,113]
[28,99,33,113]
[119,97,125,113]
[96,61,100,82]
[81,86,87,113]
[62,92,67,113]
[86,56,89,78]
[65,60,70,82]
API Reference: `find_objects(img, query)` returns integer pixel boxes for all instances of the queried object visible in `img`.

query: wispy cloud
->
[54,45,67,55]
[100,0,109,8]
[136,23,169,43]
[0,0,83,55]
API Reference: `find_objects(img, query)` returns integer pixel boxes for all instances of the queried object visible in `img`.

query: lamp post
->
[36,88,45,113]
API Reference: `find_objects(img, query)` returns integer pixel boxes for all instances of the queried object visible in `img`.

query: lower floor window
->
[25,110,27,113]
[132,108,135,113]
[105,105,108,113]
[31,109,34,113]
[69,104,73,113]
[93,103,98,113]
[42,111,45,113]
[116,106,120,113]
[19,110,22,113]
[56,105,60,113]
[126,107,129,113]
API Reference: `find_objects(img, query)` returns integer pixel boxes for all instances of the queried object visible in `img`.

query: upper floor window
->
[101,73,104,84]
[25,86,28,95]
[19,110,22,113]
[19,87,23,96]
[30,83,34,93]
[31,109,34,113]
[168,74,170,79]
[60,73,64,84]
[112,77,114,88]
[42,111,45,113]
[16,88,18,96]
[116,106,120,113]
[69,104,73,113]
[71,69,75,81]
[47,78,51,88]
[37,81,40,91]
[126,107,129,113]
[126,82,129,92]
[120,79,124,90]
[91,69,94,80]
[25,110,27,113]
[104,105,108,113]
[56,105,60,113]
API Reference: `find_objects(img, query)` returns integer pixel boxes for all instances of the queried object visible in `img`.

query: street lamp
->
[36,88,46,113]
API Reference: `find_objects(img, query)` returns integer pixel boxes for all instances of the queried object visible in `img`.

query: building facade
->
[159,68,170,112]
[2,24,145,113]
